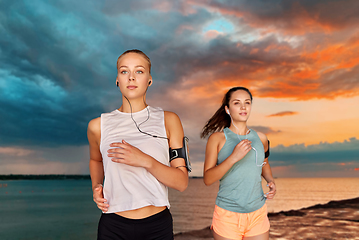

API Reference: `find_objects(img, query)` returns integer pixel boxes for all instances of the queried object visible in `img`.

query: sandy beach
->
[174,197,359,240]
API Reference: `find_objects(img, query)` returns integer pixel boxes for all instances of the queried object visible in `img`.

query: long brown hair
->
[200,87,253,138]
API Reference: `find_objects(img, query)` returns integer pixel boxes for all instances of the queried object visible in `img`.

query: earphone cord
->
[124,95,168,140]
[229,114,250,141]
[229,115,265,167]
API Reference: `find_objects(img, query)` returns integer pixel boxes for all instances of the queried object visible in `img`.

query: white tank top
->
[100,106,170,213]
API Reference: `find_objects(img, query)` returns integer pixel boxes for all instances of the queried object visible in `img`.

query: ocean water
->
[169,178,359,233]
[0,178,358,239]
[0,180,99,240]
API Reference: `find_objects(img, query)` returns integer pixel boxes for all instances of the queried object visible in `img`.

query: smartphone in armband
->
[169,136,192,172]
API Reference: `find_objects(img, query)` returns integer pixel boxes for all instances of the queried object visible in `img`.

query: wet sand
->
[174,197,359,240]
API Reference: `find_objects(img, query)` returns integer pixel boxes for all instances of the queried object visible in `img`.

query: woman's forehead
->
[230,90,251,100]
[118,53,148,65]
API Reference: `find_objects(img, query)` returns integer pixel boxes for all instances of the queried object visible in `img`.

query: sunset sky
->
[1,0,358,177]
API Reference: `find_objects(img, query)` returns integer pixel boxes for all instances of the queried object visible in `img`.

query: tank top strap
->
[223,127,230,139]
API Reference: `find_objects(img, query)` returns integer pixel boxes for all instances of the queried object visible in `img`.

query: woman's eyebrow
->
[231,98,251,102]
[118,65,146,69]
[135,65,145,68]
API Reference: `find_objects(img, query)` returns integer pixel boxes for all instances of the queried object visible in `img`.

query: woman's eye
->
[136,70,143,74]
[120,70,128,74]
[245,102,251,105]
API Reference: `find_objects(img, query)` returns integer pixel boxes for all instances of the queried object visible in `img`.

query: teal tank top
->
[216,128,266,213]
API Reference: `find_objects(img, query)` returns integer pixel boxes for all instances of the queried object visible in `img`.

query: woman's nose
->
[128,72,135,81]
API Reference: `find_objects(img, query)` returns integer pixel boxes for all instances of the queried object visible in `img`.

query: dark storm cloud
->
[0,1,175,147]
[0,79,104,146]
[0,0,215,147]
[1,0,359,151]
[202,0,359,33]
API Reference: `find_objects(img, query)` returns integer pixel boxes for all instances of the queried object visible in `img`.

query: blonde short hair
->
[116,49,151,74]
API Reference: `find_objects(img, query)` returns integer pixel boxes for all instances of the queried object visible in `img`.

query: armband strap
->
[265,140,270,158]
[169,137,192,172]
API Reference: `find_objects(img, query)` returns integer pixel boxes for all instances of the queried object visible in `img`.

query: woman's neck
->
[119,97,148,113]
[229,121,249,135]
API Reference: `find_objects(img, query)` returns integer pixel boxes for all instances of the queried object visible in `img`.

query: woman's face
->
[116,52,152,99]
[226,90,252,122]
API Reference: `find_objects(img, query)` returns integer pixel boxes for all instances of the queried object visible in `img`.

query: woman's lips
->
[127,85,137,90]
[240,112,247,116]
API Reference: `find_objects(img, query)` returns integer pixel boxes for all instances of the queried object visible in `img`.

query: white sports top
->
[100,106,170,213]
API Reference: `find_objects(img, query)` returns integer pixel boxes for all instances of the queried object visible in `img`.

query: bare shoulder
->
[209,131,225,141]
[164,111,182,129]
[88,117,101,135]
[208,131,225,145]
[256,131,269,149]
[256,131,268,141]
[164,111,183,148]
[164,111,180,122]
[206,131,226,153]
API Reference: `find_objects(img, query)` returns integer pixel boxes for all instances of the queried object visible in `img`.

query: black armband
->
[265,140,270,158]
[169,137,192,172]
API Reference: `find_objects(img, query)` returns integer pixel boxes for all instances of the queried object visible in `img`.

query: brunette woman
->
[202,87,276,240]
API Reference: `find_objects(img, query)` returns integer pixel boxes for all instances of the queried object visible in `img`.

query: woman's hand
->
[107,140,152,168]
[264,181,276,199]
[93,183,109,212]
[231,139,252,163]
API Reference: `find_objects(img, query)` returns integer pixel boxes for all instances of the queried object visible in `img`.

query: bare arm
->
[262,160,274,184]
[258,132,276,199]
[108,111,188,192]
[203,132,252,186]
[145,111,188,191]
[87,117,109,211]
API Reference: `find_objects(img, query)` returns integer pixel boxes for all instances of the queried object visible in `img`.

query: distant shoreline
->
[0,174,204,180]
[0,174,91,180]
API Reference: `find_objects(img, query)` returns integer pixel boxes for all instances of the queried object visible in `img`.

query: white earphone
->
[226,107,266,168]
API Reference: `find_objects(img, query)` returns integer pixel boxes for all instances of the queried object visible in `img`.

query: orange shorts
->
[211,204,270,240]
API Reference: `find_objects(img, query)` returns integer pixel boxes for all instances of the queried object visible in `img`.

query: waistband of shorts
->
[103,207,170,223]
[215,202,267,214]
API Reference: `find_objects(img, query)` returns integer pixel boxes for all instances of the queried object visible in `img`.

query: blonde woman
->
[87,49,188,240]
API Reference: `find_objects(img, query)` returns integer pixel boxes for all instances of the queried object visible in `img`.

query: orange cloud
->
[200,37,358,100]
[302,37,359,74]
[355,168,359,171]
[267,111,298,117]
[173,33,359,100]
[171,1,359,101]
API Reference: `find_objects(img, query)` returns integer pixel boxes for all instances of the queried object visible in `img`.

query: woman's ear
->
[148,76,153,86]
[225,106,230,115]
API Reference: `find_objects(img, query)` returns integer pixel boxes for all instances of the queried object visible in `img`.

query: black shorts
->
[97,208,173,240]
